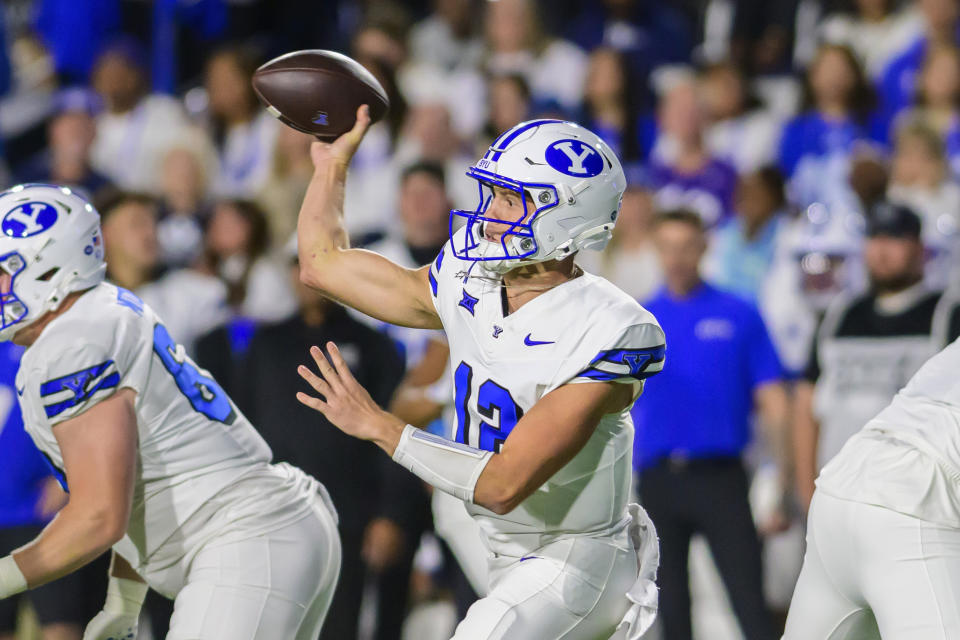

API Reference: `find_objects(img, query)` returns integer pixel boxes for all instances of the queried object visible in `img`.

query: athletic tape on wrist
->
[0,555,27,599]
[392,425,493,503]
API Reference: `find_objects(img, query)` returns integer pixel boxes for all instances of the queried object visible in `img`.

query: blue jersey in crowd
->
[0,342,53,529]
[631,283,783,470]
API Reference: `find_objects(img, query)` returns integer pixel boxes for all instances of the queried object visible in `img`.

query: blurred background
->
[2,0,960,639]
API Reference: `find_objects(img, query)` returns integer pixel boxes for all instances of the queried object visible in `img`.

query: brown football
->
[252,50,389,141]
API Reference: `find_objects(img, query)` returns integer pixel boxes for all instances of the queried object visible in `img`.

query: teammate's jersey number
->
[454,361,523,453]
[153,324,236,424]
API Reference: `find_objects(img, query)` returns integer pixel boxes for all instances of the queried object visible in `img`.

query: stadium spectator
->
[879,0,960,127]
[156,139,214,269]
[484,0,588,113]
[779,43,879,208]
[633,209,787,640]
[15,87,112,201]
[342,51,409,245]
[99,192,227,355]
[580,47,652,166]
[759,153,880,375]
[576,184,662,301]
[201,198,296,323]
[358,162,449,640]
[648,73,739,228]
[398,101,476,210]
[706,167,789,303]
[234,247,413,640]
[700,62,783,174]
[408,0,483,72]
[31,0,120,84]
[818,0,923,79]
[794,201,960,510]
[480,73,532,151]
[902,43,960,177]
[204,46,279,198]
[256,125,315,250]
[352,4,412,74]
[89,39,190,193]
[0,341,108,640]
[565,0,693,110]
[887,118,960,288]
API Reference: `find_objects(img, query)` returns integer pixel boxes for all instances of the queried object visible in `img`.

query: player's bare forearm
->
[11,502,126,588]
[793,382,820,512]
[472,382,631,514]
[296,105,366,284]
[11,390,139,589]
[297,344,631,515]
[296,106,441,329]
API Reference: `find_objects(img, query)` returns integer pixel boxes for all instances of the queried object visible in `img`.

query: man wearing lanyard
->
[632,209,789,640]
[0,341,107,640]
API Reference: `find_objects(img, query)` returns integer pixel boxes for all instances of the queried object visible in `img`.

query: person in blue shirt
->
[706,167,787,303]
[0,342,108,640]
[779,44,885,208]
[633,209,790,640]
[877,0,960,136]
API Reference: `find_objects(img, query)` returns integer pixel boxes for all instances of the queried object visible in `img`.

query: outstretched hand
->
[297,342,405,453]
[310,104,372,169]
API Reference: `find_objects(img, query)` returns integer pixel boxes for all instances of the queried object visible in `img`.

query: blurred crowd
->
[3,0,960,639]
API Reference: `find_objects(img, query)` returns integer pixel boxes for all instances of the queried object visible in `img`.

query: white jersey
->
[429,229,666,557]
[15,283,319,590]
[818,336,960,527]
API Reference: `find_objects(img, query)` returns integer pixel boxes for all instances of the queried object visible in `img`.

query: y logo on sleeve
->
[40,360,120,419]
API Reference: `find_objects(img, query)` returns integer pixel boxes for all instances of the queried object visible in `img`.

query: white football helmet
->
[0,184,105,341]
[450,119,626,273]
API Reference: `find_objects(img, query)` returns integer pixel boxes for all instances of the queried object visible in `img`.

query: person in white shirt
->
[818,0,923,79]
[89,42,190,194]
[204,47,279,198]
[887,117,960,289]
[483,0,588,113]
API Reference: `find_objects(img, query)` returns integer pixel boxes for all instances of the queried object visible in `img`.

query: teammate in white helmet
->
[295,107,664,639]
[0,184,340,640]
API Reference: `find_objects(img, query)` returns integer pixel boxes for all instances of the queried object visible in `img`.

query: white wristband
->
[0,555,27,599]
[392,425,493,503]
[103,576,149,616]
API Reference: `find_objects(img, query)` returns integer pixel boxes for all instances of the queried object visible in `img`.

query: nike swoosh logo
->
[519,555,540,562]
[524,334,554,346]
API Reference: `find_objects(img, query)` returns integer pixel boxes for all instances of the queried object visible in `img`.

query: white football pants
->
[165,490,341,640]
[433,490,490,597]
[451,531,637,640]
[783,490,960,640]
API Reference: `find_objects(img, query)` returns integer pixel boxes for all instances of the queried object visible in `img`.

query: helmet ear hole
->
[37,267,59,282]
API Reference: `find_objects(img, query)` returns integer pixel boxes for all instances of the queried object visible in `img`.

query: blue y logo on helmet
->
[2,202,58,238]
[544,139,604,177]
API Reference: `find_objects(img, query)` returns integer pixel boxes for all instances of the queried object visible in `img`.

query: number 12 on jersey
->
[453,361,523,453]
